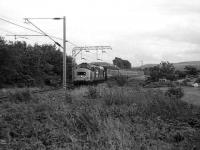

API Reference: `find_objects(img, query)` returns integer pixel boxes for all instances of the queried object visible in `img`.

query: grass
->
[181,86,200,105]
[0,84,200,149]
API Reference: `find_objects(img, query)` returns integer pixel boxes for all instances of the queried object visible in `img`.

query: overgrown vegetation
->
[114,75,128,86]
[195,77,200,83]
[0,36,72,88]
[165,87,184,99]
[1,84,200,149]
[147,61,176,82]
[145,61,200,82]
[86,86,100,99]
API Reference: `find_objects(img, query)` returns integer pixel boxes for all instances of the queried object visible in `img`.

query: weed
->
[1,84,200,149]
[86,86,99,99]
[165,87,184,99]
[65,90,72,103]
[195,77,200,83]
[8,89,37,103]
[115,75,128,86]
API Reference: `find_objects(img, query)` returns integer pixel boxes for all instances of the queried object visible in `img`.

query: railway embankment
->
[0,80,200,149]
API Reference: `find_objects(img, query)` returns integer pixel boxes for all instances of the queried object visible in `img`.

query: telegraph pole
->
[23,17,66,89]
[63,16,66,90]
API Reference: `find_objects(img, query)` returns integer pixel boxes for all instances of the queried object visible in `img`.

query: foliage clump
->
[0,36,72,88]
[165,87,184,99]
[195,78,200,83]
[86,86,99,99]
[147,61,175,82]
[114,75,128,86]
[8,89,37,103]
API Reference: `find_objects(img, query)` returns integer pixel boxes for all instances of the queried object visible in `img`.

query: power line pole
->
[63,16,66,90]
[24,17,66,89]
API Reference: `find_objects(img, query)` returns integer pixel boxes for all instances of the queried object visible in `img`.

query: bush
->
[65,91,72,103]
[115,75,128,86]
[8,89,37,103]
[165,87,184,99]
[195,78,200,83]
[106,80,114,88]
[102,87,145,106]
[86,86,99,99]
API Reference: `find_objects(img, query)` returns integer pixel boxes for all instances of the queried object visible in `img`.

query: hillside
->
[174,61,200,70]
[143,61,200,70]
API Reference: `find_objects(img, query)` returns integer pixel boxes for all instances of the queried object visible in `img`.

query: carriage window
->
[77,72,86,75]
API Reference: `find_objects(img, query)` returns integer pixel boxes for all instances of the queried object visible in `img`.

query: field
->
[0,80,200,149]
[156,86,200,106]
[182,87,200,105]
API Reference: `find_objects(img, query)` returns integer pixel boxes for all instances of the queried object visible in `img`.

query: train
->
[73,62,120,84]
[73,62,144,84]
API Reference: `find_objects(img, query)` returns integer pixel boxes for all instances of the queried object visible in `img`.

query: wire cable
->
[0,17,78,46]
[25,19,63,48]
[0,28,29,39]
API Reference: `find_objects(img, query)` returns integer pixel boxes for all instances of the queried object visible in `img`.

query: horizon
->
[1,0,200,66]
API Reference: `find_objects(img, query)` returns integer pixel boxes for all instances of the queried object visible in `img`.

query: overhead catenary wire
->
[0,17,78,47]
[25,18,62,48]
[0,28,29,39]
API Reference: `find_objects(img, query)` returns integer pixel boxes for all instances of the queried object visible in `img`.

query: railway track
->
[0,81,84,103]
[0,87,64,103]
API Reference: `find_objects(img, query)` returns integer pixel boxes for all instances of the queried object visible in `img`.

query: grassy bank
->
[0,84,200,149]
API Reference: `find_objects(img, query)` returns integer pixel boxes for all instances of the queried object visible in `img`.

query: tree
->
[113,57,131,69]
[0,38,19,86]
[175,70,187,79]
[184,65,198,76]
[159,61,175,80]
[149,66,161,81]
[148,61,175,81]
[0,36,74,88]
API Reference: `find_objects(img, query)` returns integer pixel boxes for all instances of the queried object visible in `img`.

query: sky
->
[0,0,200,66]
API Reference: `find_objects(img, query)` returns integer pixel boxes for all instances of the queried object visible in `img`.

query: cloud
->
[1,0,200,65]
[158,0,200,15]
[145,26,200,45]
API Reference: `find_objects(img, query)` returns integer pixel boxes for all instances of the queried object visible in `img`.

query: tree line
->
[144,61,200,82]
[0,37,72,88]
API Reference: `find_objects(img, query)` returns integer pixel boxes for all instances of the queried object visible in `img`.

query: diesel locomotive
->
[73,62,120,84]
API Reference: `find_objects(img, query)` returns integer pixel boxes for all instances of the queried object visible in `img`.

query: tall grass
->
[8,88,38,103]
[1,86,200,149]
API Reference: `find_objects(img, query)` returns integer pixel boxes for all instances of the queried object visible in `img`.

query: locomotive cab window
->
[77,72,86,75]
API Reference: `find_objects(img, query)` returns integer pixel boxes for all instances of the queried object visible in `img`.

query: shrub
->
[115,75,128,86]
[106,80,114,88]
[102,87,145,106]
[65,90,72,103]
[8,89,37,103]
[165,87,184,99]
[86,86,99,99]
[72,111,99,136]
[195,78,200,83]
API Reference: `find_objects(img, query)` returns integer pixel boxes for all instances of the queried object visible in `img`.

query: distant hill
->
[143,61,200,71]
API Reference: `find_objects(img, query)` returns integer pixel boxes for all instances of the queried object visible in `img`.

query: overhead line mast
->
[24,17,67,90]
